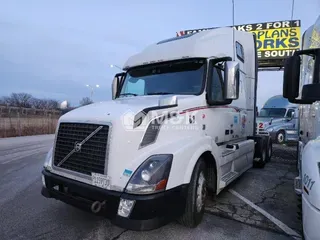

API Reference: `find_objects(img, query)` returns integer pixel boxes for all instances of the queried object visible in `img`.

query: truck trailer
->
[282,15,320,240]
[41,27,272,230]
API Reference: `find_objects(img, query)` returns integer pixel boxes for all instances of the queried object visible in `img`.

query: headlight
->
[44,147,53,170]
[125,154,173,194]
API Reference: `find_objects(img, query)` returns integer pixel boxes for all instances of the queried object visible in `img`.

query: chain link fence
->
[0,106,62,138]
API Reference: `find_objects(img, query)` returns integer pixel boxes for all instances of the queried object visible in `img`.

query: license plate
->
[294,177,302,194]
[92,173,110,189]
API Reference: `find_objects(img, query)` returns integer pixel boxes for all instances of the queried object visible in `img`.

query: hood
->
[256,116,285,126]
[59,95,198,123]
[257,117,272,123]
[256,116,282,123]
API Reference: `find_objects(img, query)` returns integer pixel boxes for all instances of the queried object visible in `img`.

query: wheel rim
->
[196,171,206,212]
[278,133,284,143]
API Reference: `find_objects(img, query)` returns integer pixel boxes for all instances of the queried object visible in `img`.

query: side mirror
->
[291,111,295,119]
[224,61,239,100]
[283,55,301,100]
[269,118,273,125]
[112,72,125,100]
[283,48,320,104]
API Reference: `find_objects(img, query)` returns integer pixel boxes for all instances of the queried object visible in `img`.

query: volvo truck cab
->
[41,27,271,230]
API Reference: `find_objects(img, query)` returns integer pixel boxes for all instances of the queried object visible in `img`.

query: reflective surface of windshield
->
[259,108,287,117]
[119,59,205,97]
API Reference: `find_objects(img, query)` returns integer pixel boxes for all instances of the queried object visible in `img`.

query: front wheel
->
[178,159,207,228]
[276,130,285,144]
[253,137,267,168]
[266,137,273,162]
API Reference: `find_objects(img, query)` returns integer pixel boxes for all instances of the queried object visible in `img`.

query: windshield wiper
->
[119,93,138,97]
[147,92,174,95]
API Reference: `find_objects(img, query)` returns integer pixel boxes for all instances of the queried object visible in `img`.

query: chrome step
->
[220,171,239,188]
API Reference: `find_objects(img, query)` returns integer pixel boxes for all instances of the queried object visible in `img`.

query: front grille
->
[53,122,109,176]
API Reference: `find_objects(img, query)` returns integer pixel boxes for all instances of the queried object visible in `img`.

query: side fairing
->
[301,138,320,210]
[300,102,320,144]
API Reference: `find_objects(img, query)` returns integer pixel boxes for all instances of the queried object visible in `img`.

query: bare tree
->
[0,97,6,106]
[79,97,93,106]
[30,98,59,109]
[1,92,62,110]
[6,93,33,108]
[44,99,59,109]
[30,98,46,109]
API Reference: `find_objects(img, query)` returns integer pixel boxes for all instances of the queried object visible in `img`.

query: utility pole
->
[291,0,295,20]
[86,84,100,100]
[110,64,123,71]
[232,0,235,60]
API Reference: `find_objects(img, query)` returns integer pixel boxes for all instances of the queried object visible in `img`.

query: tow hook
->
[91,200,106,213]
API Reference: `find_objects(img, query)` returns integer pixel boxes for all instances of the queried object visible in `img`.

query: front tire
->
[266,137,273,162]
[276,130,285,144]
[253,137,267,168]
[178,159,207,228]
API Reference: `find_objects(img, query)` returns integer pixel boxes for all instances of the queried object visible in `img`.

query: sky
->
[0,0,319,108]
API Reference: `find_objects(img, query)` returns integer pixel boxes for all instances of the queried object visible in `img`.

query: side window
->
[210,67,224,102]
[123,78,145,95]
[286,109,295,118]
[236,42,244,62]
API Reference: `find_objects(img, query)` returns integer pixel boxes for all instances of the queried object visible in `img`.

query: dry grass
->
[0,117,59,138]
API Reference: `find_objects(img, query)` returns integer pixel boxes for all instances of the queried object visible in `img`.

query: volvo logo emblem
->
[74,142,82,152]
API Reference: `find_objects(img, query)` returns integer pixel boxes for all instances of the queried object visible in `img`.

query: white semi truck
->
[282,15,320,240]
[41,27,272,230]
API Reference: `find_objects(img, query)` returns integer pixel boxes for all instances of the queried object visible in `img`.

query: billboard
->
[176,20,301,68]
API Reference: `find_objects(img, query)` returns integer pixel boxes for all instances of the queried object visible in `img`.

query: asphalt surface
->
[0,135,300,240]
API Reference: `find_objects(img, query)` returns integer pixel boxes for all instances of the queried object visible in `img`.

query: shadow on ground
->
[205,143,302,236]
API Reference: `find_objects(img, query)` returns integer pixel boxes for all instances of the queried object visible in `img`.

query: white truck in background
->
[282,15,320,240]
[41,27,272,230]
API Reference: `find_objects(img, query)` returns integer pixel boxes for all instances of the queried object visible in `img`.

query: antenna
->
[232,0,235,60]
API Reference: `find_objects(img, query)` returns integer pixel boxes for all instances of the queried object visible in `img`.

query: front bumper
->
[269,131,277,140]
[41,169,188,231]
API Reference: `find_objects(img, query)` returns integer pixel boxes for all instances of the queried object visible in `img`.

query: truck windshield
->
[119,59,205,97]
[259,108,287,117]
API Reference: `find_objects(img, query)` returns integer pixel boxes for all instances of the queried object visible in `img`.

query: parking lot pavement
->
[0,134,54,165]
[0,135,300,240]
[205,144,302,237]
[97,214,291,240]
